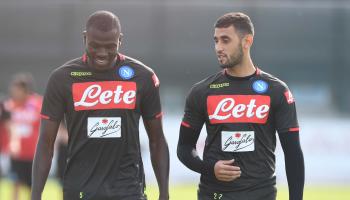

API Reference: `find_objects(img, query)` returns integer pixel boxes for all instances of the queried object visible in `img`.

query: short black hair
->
[86,10,121,33]
[215,12,254,38]
[11,73,34,92]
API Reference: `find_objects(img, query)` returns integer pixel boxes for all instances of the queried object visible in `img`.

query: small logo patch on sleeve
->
[152,73,160,87]
[284,90,295,104]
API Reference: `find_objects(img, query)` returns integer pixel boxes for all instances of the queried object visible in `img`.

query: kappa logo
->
[210,82,229,89]
[70,71,92,77]
[207,95,270,124]
[72,81,136,111]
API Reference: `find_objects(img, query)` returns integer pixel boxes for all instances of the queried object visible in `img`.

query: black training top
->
[41,54,162,199]
[182,68,299,192]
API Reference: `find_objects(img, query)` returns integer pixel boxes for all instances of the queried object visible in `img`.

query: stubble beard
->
[219,44,244,69]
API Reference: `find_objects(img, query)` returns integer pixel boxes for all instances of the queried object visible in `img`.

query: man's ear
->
[243,34,254,49]
[118,33,123,46]
[83,30,87,45]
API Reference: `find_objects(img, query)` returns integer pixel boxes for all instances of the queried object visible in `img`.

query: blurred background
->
[0,0,349,199]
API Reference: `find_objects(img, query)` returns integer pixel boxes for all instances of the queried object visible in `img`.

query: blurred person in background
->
[32,10,169,200]
[4,73,42,200]
[0,99,10,179]
[177,12,304,200]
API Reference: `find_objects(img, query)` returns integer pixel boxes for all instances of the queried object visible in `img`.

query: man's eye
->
[89,44,99,49]
[107,46,117,50]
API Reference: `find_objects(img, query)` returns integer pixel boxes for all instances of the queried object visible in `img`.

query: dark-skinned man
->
[32,10,169,200]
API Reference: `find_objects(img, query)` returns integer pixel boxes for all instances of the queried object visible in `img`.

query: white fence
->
[140,114,350,185]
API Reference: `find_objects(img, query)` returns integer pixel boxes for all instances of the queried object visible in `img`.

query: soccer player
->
[177,12,304,200]
[5,73,42,200]
[0,100,10,179]
[31,11,169,200]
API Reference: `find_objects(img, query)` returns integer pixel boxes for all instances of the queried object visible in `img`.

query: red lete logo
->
[207,95,270,124]
[72,81,136,111]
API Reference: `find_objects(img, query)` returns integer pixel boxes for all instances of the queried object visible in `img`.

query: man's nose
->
[96,48,108,56]
[215,44,224,53]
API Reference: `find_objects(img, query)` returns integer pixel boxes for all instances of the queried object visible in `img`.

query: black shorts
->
[198,185,277,200]
[11,158,33,187]
[63,189,147,200]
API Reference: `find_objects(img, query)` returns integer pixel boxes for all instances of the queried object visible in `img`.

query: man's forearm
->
[149,135,169,199]
[31,139,54,200]
[285,154,304,200]
[177,125,216,176]
[284,144,304,200]
[279,131,305,200]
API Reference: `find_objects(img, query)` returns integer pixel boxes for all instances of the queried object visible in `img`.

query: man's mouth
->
[217,53,226,58]
[95,58,108,65]
[217,54,227,62]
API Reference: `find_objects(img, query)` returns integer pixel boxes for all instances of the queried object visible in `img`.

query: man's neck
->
[225,57,255,77]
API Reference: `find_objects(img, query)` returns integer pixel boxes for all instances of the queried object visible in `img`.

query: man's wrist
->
[159,194,169,200]
[31,193,41,200]
[202,160,216,177]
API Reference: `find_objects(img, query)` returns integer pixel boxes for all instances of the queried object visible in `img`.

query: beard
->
[219,43,244,69]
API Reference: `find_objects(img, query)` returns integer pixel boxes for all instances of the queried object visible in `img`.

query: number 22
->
[214,192,223,199]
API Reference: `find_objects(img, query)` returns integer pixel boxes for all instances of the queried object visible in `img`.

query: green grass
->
[145,184,350,200]
[0,178,62,200]
[1,178,350,200]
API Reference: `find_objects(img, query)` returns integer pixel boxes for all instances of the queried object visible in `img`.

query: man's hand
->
[214,159,241,182]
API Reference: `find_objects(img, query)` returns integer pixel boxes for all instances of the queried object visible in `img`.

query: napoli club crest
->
[118,66,135,80]
[252,80,268,94]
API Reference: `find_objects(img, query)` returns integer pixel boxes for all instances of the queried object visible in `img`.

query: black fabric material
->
[11,159,33,187]
[181,68,299,192]
[198,184,277,200]
[177,125,216,177]
[40,55,160,197]
[278,131,304,200]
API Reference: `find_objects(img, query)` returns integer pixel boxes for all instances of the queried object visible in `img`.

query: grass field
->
[1,178,349,200]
